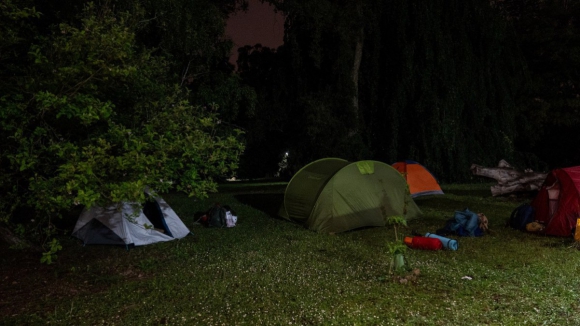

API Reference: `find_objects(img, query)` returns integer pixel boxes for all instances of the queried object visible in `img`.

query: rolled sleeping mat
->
[424,233,458,251]
[404,236,443,251]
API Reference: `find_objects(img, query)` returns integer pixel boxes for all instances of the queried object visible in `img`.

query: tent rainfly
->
[278,158,422,233]
[72,191,191,246]
[392,160,444,198]
[530,166,580,237]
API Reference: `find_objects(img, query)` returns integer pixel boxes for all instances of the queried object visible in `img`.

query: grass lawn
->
[2,183,580,325]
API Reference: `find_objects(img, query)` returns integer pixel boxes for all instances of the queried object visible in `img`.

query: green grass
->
[3,183,580,325]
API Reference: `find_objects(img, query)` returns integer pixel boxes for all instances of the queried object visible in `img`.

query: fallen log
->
[470,160,547,196]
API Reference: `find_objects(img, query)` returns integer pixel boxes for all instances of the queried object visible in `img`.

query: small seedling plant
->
[386,215,408,274]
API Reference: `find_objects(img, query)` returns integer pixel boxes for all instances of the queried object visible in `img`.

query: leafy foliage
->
[0,2,246,248]
[39,238,62,265]
[386,215,408,274]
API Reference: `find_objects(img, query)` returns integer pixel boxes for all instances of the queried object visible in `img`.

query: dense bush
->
[0,2,245,247]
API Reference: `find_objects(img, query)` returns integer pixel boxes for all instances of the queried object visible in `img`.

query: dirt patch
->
[1,243,73,317]
[0,240,143,319]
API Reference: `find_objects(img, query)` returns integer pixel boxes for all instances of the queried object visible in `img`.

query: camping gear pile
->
[406,209,488,252]
[197,204,238,228]
[436,208,488,237]
[508,204,535,232]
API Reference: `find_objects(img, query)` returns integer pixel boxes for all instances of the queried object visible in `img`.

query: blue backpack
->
[509,204,535,231]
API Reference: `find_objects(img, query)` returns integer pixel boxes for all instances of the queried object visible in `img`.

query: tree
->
[260,0,374,171]
[261,0,527,182]
[363,0,528,182]
[0,1,247,250]
[494,0,580,168]
[235,44,289,178]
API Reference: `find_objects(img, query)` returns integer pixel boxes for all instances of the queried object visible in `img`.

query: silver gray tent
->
[72,191,190,246]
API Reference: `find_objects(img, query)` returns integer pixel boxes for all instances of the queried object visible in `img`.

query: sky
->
[225,0,285,65]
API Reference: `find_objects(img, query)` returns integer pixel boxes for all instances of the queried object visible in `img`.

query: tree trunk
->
[349,0,364,137]
[352,28,363,119]
[470,160,548,196]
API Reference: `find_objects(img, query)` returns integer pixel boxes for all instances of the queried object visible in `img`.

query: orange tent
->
[392,160,444,198]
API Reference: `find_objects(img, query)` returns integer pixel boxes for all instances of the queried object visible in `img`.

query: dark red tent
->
[530,167,580,237]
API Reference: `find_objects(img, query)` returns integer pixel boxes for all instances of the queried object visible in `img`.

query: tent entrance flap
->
[143,194,173,236]
[547,181,560,217]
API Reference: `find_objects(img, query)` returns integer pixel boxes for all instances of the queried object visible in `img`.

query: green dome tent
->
[278,158,422,233]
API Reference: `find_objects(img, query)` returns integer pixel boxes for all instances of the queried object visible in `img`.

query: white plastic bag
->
[226,211,238,227]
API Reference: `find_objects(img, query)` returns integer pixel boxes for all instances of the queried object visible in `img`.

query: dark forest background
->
[234,0,580,182]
